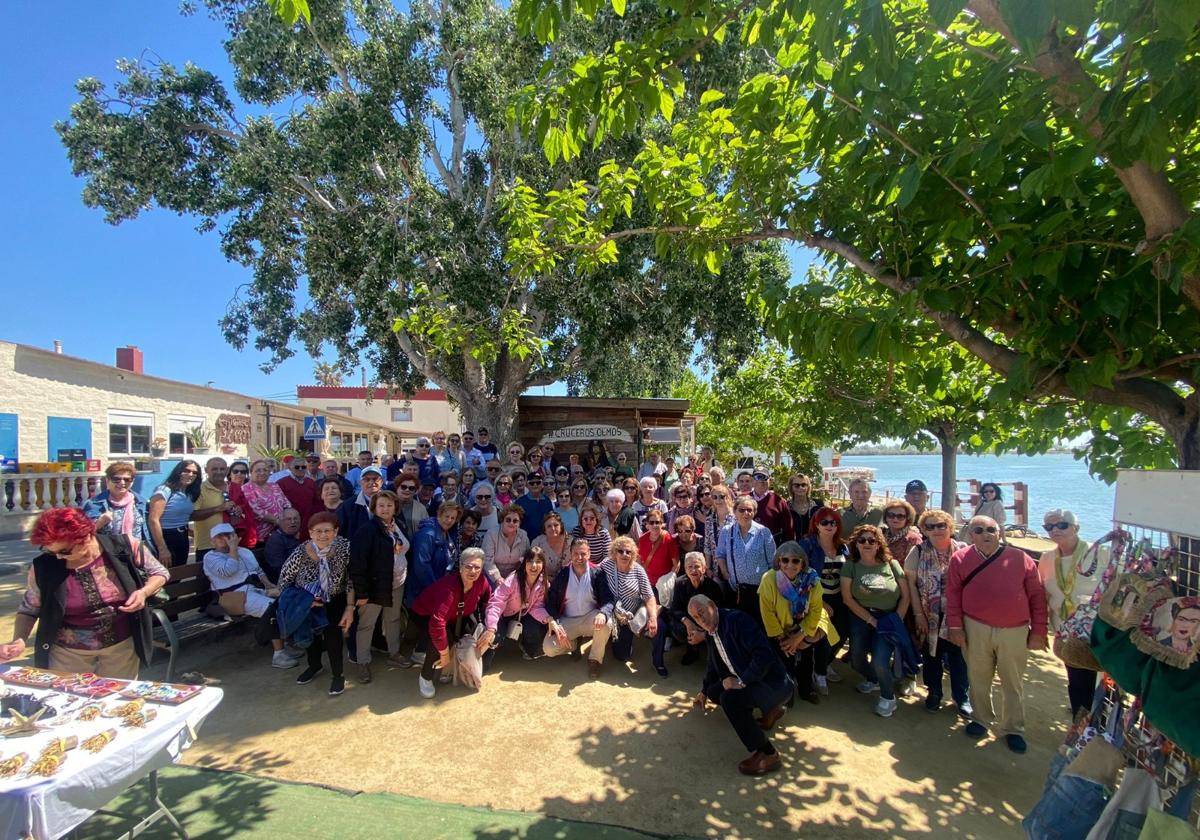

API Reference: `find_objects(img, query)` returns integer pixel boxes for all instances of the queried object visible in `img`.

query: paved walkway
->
[0,537,34,577]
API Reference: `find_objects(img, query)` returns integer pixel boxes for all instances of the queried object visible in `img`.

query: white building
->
[296,386,463,453]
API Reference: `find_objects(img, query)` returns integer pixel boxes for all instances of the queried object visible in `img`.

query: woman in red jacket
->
[410,546,492,699]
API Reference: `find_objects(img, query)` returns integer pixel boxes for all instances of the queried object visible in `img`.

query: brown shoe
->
[758,704,787,731]
[588,659,601,679]
[737,751,781,776]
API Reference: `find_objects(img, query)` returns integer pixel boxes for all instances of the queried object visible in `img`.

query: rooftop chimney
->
[53,340,62,354]
[116,345,144,374]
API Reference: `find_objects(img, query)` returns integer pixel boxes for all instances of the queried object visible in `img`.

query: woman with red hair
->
[797,506,850,694]
[0,507,169,678]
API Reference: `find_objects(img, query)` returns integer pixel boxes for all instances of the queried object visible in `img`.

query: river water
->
[837,452,1116,541]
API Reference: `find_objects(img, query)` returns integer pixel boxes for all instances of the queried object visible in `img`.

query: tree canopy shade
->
[57,0,774,441]
[503,0,1200,467]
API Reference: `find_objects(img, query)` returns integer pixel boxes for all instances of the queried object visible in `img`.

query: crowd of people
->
[1,435,1114,776]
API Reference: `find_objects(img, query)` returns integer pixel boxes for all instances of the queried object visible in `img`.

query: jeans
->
[707,675,794,754]
[162,526,189,566]
[771,638,817,701]
[849,613,896,700]
[651,609,701,670]
[482,613,547,671]
[1022,769,1110,840]
[815,593,849,676]
[922,636,969,707]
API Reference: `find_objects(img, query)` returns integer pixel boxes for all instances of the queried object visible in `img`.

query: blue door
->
[47,417,92,461]
[0,413,17,462]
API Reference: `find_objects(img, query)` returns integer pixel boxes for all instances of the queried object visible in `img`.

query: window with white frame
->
[326,406,353,416]
[391,407,413,422]
[108,410,154,457]
[168,415,206,456]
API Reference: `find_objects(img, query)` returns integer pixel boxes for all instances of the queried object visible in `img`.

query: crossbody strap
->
[961,550,1002,590]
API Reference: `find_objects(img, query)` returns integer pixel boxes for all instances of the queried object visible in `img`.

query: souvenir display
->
[28,736,78,778]
[0,668,59,689]
[0,752,28,777]
[76,705,102,722]
[103,699,144,719]
[51,674,125,699]
[81,729,118,754]
[120,708,157,729]
[1132,595,1200,669]
[119,681,203,706]
[1098,542,1175,630]
[1054,531,1127,670]
[0,706,52,739]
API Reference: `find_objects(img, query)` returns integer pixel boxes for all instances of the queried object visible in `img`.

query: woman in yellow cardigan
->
[759,540,840,705]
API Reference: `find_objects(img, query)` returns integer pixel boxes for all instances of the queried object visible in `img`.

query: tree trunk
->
[939,441,958,519]
[458,392,520,446]
[1163,393,1200,470]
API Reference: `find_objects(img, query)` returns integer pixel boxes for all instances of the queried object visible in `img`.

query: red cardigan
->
[411,572,492,652]
[945,544,1048,636]
[753,491,794,544]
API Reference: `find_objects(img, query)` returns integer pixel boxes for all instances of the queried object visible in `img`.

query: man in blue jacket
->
[688,594,794,776]
[544,540,615,679]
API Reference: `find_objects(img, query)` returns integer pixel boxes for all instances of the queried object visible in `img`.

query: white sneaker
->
[814,675,829,696]
[825,666,842,683]
[418,676,436,699]
[875,698,898,718]
[271,650,300,669]
[283,645,305,658]
[856,680,880,694]
[411,651,427,665]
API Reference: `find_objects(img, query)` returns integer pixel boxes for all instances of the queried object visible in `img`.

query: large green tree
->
[503,0,1200,467]
[57,0,771,440]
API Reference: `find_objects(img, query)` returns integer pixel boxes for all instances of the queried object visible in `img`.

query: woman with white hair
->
[1037,508,1112,715]
[603,488,642,541]
[631,476,668,528]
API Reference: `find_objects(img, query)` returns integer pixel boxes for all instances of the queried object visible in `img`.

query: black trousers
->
[708,676,793,754]
[305,594,346,678]
[772,638,816,700]
[1066,666,1098,716]
[731,584,763,626]
[814,593,849,676]
[482,614,547,671]
[162,526,189,566]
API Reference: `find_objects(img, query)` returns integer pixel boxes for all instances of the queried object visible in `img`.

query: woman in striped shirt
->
[601,536,659,668]
[571,504,612,564]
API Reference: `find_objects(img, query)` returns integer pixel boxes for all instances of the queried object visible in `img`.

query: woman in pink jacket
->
[481,546,551,667]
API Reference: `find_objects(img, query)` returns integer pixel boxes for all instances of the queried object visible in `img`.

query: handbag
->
[1098,542,1175,631]
[1056,531,1126,670]
[1131,595,1200,670]
[453,624,486,690]
[1084,769,1163,840]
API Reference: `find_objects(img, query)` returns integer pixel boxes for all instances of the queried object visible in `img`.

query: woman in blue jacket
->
[407,500,461,609]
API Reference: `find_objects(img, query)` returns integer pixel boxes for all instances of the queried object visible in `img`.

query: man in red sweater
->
[750,468,794,544]
[276,459,321,539]
[946,515,1048,754]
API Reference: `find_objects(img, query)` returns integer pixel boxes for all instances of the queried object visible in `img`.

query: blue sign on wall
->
[47,417,91,461]
[0,413,17,463]
[303,415,327,440]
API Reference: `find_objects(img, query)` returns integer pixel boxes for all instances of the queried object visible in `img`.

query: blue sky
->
[2,2,810,402]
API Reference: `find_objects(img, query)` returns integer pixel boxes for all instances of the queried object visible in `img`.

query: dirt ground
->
[0,573,1067,838]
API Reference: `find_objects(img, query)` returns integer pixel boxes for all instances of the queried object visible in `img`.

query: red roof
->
[296,386,448,401]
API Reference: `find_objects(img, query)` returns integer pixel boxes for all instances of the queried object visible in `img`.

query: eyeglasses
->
[856,537,878,545]
[791,483,809,489]
[885,511,907,519]
[528,478,543,484]
[818,518,837,527]
[615,548,635,556]
[292,463,307,470]
[923,522,949,531]
[47,545,78,559]
[487,466,501,473]
[778,556,803,564]
[711,493,729,501]
[108,476,133,484]
[362,475,382,482]
[736,508,755,514]
[677,526,694,533]
[462,564,483,572]
[971,526,998,534]
[623,485,637,491]
[230,469,248,475]
[497,481,512,487]
[503,517,521,524]
[698,491,711,498]
[647,520,664,526]
[1045,522,1072,532]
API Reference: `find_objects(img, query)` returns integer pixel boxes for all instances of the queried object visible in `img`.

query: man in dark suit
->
[688,594,794,776]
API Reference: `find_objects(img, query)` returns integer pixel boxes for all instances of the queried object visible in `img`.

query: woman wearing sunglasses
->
[1036,508,1112,715]
[841,524,916,718]
[959,482,1006,540]
[147,459,203,566]
[797,507,850,692]
[715,497,776,625]
[83,461,154,547]
[904,509,970,716]
[759,541,839,705]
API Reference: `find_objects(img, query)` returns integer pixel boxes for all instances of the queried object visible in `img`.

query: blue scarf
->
[777,568,820,622]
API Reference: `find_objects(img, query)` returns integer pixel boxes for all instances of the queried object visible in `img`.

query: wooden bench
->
[150,562,251,681]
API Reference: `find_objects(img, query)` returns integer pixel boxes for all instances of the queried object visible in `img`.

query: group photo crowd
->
[4,429,1104,777]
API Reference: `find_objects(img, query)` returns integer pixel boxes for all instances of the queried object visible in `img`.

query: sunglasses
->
[711,494,729,501]
[736,508,755,514]
[475,494,492,500]
[48,546,78,559]
[647,520,664,526]
[503,517,521,524]
[972,526,998,534]
[699,491,712,498]
[615,548,635,556]
[487,466,501,472]
[923,522,949,531]
[818,518,837,527]
[230,469,248,475]
[1045,522,1072,532]
[885,511,907,519]
[529,478,543,484]
[399,485,417,492]
[778,556,803,564]
[856,537,878,545]
[108,476,133,484]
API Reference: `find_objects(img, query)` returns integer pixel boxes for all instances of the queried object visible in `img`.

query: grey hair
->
[1043,509,1079,528]
[460,547,485,566]
[605,488,625,504]
[639,476,658,491]
[683,551,707,567]
[689,594,716,612]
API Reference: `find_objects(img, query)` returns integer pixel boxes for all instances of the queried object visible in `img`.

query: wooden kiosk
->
[515,396,696,465]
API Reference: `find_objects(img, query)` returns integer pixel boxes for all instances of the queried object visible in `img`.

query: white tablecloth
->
[0,676,223,840]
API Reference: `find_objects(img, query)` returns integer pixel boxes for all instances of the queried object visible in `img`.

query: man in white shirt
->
[543,540,614,678]
[638,451,666,480]
[204,524,297,669]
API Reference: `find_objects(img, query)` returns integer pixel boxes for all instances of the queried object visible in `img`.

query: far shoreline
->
[841,449,1077,457]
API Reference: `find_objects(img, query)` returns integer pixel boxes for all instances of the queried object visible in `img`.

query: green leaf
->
[895,162,923,209]
[659,89,674,122]
[611,0,626,17]
[927,0,966,28]
[1021,120,1051,150]
[998,0,1053,56]
[699,89,725,106]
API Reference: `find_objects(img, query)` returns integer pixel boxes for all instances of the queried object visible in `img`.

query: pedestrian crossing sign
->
[303,415,327,440]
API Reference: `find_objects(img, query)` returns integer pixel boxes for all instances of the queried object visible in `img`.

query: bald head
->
[967,515,1001,553]
[688,594,719,632]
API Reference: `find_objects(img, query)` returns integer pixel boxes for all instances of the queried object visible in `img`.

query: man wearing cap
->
[417,477,439,518]
[277,455,322,539]
[516,472,554,540]
[346,450,377,494]
[338,465,384,537]
[905,480,930,519]
[460,431,487,480]
[474,426,499,460]
[552,464,571,495]
[305,453,323,481]
[204,524,297,668]
[750,468,793,544]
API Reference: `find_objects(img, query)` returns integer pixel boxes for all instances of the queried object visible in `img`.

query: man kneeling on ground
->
[543,539,615,678]
[204,523,298,669]
[688,594,794,776]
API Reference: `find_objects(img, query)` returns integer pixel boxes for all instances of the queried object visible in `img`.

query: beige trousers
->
[49,637,140,680]
[354,585,406,664]
[542,610,612,663]
[963,616,1029,735]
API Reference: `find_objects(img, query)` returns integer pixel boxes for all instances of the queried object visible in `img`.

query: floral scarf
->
[915,538,963,655]
[777,567,820,622]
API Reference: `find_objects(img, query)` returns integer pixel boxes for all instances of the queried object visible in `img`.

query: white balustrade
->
[1,472,104,517]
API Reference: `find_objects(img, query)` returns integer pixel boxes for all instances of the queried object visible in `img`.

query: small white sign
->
[539,424,633,444]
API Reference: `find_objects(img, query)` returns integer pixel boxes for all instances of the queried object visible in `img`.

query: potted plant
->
[186,424,213,455]
[150,437,167,458]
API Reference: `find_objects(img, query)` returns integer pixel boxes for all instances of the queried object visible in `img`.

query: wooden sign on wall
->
[216,414,251,445]
[539,424,634,444]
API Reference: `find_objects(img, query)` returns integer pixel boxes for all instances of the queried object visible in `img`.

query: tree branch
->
[290,175,338,213]
[394,328,469,406]
[525,344,583,388]
[447,49,467,186]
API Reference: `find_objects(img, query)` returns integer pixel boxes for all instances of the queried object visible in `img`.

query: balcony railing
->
[1,472,104,517]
